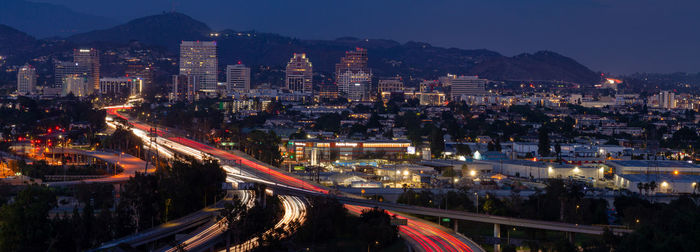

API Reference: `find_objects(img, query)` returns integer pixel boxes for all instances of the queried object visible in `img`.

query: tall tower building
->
[335,48,369,76]
[285,53,313,93]
[61,74,91,97]
[451,76,488,100]
[338,71,372,101]
[179,41,217,91]
[226,63,251,93]
[17,64,36,95]
[335,48,371,95]
[659,91,676,109]
[73,48,100,91]
[54,61,89,89]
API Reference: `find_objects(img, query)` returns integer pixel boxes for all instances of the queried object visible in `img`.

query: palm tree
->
[637,182,644,195]
[649,181,657,195]
[643,183,650,196]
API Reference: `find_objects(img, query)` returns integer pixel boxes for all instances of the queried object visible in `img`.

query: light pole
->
[474,192,479,213]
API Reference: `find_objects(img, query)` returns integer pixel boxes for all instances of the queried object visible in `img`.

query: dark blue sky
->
[36,0,700,74]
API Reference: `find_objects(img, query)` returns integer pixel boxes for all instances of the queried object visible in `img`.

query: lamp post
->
[474,192,479,213]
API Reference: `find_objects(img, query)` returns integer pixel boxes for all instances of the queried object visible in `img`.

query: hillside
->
[54,12,599,84]
[0,24,36,57]
[0,0,116,38]
[67,12,211,51]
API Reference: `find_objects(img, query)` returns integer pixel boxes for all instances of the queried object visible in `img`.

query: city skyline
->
[6,0,699,74]
[2,1,700,251]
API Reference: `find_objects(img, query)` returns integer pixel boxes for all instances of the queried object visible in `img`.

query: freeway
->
[346,205,481,252]
[158,189,257,252]
[339,197,633,235]
[106,109,312,252]
[106,106,482,252]
[93,191,242,251]
[45,149,154,186]
[218,195,307,252]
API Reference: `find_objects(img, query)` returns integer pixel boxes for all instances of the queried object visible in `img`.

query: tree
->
[242,130,283,166]
[456,144,472,156]
[538,128,551,157]
[637,182,644,195]
[219,200,246,252]
[292,197,349,246]
[358,208,398,250]
[397,189,433,207]
[314,113,342,132]
[0,185,57,251]
[442,167,457,178]
[649,181,657,195]
[429,127,445,157]
[289,129,307,140]
[366,112,382,128]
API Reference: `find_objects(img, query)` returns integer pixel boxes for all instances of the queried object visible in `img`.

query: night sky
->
[34,0,700,74]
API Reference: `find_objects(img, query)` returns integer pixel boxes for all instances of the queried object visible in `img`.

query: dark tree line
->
[0,158,225,251]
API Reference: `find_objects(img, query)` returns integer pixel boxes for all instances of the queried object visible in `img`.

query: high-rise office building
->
[73,48,100,91]
[659,91,676,109]
[179,41,217,91]
[17,64,36,95]
[378,77,403,93]
[226,63,251,93]
[54,61,89,89]
[171,75,198,102]
[451,76,488,100]
[61,74,91,97]
[347,81,369,101]
[285,53,313,93]
[335,48,371,95]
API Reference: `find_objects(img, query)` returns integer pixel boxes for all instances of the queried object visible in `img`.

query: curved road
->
[106,106,481,252]
[46,149,153,186]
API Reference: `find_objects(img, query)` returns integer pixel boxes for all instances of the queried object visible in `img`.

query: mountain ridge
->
[2,12,601,84]
[0,0,117,38]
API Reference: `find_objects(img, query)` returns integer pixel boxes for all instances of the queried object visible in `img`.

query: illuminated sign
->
[336,143,358,147]
[407,146,416,154]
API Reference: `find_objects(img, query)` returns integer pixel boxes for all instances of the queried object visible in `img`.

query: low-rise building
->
[287,139,411,162]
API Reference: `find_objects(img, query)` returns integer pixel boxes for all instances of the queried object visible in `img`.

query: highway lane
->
[345,205,478,252]
[217,195,306,252]
[106,106,481,252]
[108,107,327,194]
[339,197,632,235]
[159,189,256,252]
[107,110,311,251]
[93,191,238,251]
[45,149,154,186]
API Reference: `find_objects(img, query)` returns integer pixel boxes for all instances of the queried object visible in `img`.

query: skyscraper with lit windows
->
[285,53,313,93]
[226,63,251,93]
[73,48,100,91]
[17,64,35,95]
[179,41,217,91]
[335,48,371,99]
